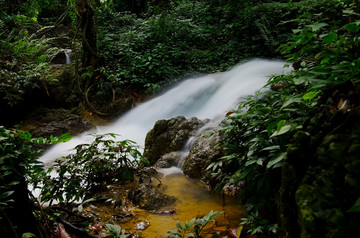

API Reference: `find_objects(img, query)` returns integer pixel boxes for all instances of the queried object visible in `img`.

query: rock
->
[183,130,224,183]
[46,64,78,107]
[270,80,288,91]
[128,184,176,210]
[136,167,159,184]
[143,116,207,165]
[50,50,68,64]
[155,152,185,168]
[23,108,94,138]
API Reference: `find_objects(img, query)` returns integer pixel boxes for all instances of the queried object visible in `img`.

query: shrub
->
[40,133,149,204]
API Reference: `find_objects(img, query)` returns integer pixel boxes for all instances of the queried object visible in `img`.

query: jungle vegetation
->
[1,0,360,237]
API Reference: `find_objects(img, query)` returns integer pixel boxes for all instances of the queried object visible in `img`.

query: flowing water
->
[38,59,290,236]
[64,49,71,64]
[40,59,289,164]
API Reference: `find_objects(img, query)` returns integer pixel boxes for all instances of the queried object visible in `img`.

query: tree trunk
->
[78,0,97,86]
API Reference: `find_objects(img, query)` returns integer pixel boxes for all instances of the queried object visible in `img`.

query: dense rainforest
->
[1,0,360,237]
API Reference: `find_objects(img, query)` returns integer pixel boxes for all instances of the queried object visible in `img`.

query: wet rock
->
[270,80,288,91]
[136,167,159,184]
[128,184,176,210]
[143,116,207,165]
[23,108,94,138]
[50,50,68,64]
[46,64,78,107]
[183,130,224,183]
[155,151,185,168]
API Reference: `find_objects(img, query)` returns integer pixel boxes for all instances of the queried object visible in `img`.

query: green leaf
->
[270,125,291,138]
[262,145,280,151]
[322,32,337,44]
[307,22,328,32]
[22,233,37,238]
[265,76,294,87]
[281,97,302,110]
[0,190,14,200]
[176,221,182,230]
[343,9,360,16]
[344,22,360,32]
[57,133,72,143]
[277,120,286,132]
[267,152,285,169]
[245,159,257,166]
[347,197,360,213]
[140,157,150,166]
[303,90,320,100]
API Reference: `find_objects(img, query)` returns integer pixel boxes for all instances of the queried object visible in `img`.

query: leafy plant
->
[167,210,223,238]
[240,210,277,236]
[0,126,71,237]
[279,4,360,90]
[103,224,127,238]
[0,14,60,107]
[210,1,359,236]
[0,126,71,207]
[40,133,149,204]
[94,0,314,93]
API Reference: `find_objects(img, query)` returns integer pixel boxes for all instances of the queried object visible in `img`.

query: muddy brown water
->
[120,172,244,237]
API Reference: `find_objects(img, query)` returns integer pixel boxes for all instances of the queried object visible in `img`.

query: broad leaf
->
[303,90,320,100]
[270,125,291,138]
[262,145,280,151]
[307,22,327,32]
[322,32,337,44]
[267,152,285,169]
[344,22,360,32]
[347,197,360,213]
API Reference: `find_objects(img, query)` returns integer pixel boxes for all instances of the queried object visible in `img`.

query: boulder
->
[155,151,186,168]
[23,108,94,138]
[143,116,207,165]
[46,64,78,107]
[128,184,176,210]
[182,131,224,183]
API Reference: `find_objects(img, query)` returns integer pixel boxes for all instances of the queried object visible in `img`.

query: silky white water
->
[64,49,71,64]
[39,59,290,165]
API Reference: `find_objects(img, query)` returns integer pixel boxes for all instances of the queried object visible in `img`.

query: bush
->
[40,133,149,204]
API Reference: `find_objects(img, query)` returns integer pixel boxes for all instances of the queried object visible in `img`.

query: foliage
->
[208,82,314,235]
[0,13,60,107]
[40,133,149,204]
[210,0,357,235]
[0,126,71,207]
[103,224,127,238]
[279,7,360,90]
[167,210,223,238]
[94,0,318,91]
[240,210,278,236]
[0,127,42,207]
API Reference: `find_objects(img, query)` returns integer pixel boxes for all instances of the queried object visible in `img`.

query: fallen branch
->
[56,216,99,238]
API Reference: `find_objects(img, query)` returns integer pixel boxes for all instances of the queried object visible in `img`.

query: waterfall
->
[39,59,291,165]
[64,49,71,64]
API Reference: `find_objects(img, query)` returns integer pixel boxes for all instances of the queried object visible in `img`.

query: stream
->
[39,58,290,236]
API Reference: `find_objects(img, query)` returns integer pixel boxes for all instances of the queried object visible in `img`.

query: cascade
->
[35,59,292,237]
[39,59,290,165]
[64,49,71,64]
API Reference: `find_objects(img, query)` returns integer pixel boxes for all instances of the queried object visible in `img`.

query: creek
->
[40,58,289,164]
[39,58,290,236]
